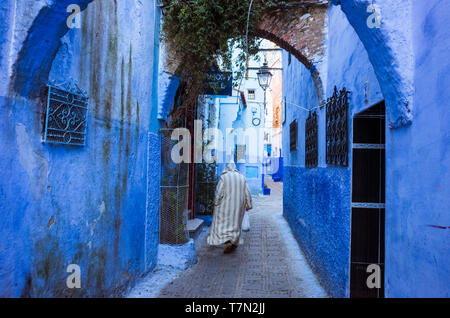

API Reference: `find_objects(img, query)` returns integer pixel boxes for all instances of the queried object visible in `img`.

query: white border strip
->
[351,202,385,209]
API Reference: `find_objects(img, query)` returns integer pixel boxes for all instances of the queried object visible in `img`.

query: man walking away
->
[207,161,253,253]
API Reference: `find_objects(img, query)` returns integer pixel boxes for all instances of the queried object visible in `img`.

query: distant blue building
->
[199,42,283,195]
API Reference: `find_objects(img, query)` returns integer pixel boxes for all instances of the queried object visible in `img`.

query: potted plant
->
[263,183,271,195]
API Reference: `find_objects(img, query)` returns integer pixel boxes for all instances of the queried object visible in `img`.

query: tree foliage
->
[161,0,278,107]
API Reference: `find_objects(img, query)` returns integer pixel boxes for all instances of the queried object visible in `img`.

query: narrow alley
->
[1,0,449,301]
[129,180,327,298]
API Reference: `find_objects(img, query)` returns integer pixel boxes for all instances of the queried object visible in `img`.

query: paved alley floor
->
[154,180,328,298]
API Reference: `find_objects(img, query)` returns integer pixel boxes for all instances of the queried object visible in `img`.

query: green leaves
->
[161,0,272,91]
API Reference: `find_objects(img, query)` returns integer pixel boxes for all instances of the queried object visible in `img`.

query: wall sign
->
[204,71,232,96]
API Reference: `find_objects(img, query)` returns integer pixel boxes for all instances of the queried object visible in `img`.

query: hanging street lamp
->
[257,59,273,116]
[256,60,273,92]
[257,59,273,195]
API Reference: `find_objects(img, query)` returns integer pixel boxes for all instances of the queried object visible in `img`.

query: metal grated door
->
[159,129,190,244]
[350,101,386,298]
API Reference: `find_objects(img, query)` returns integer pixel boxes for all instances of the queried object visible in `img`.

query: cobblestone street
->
[156,180,327,298]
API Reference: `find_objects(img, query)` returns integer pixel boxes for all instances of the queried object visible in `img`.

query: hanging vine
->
[161,0,280,121]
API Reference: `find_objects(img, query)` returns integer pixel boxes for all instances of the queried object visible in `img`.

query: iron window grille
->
[326,86,349,166]
[43,81,89,146]
[290,119,298,152]
[305,111,318,168]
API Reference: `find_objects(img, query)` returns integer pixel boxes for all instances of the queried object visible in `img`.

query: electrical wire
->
[283,99,324,112]
[235,0,254,105]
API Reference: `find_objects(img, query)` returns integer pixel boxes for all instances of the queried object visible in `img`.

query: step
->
[187,218,204,239]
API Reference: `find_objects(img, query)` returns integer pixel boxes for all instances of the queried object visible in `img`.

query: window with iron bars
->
[247,89,255,100]
[290,119,298,152]
[326,86,350,166]
[305,111,318,168]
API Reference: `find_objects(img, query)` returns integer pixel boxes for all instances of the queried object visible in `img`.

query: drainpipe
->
[233,88,247,108]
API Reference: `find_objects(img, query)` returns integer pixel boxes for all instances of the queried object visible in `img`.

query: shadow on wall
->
[11,0,94,98]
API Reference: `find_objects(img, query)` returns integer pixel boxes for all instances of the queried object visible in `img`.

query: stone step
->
[187,218,204,239]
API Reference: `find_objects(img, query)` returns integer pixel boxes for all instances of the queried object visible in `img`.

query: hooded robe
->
[207,162,253,246]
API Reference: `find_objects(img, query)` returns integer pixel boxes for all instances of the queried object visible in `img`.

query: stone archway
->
[159,1,330,111]
[255,0,413,128]
[256,0,329,102]
[11,0,414,128]
[331,0,414,128]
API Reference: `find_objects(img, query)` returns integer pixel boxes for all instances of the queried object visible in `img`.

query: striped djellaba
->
[207,162,253,246]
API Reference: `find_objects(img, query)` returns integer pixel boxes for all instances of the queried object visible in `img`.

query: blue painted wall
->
[0,0,161,297]
[282,5,383,297]
[384,0,450,297]
[283,1,449,297]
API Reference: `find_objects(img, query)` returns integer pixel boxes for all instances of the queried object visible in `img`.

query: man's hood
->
[222,161,238,174]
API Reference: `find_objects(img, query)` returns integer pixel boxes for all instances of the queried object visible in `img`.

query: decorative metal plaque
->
[43,81,89,146]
